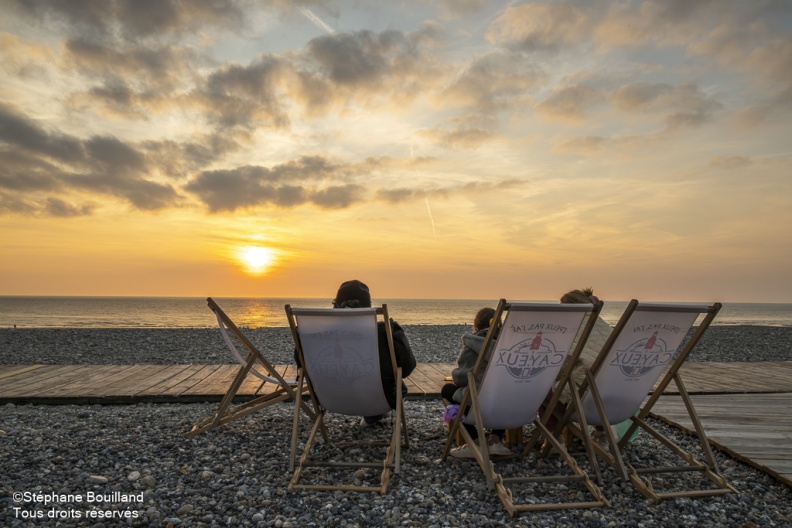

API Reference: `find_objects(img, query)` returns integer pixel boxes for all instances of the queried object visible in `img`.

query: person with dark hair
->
[441,307,511,458]
[296,279,416,427]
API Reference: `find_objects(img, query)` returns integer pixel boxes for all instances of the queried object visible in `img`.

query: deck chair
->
[286,304,409,494]
[441,299,610,516]
[188,297,314,436]
[557,300,737,502]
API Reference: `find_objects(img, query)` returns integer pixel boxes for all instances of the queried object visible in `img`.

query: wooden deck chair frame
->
[286,304,409,494]
[441,299,610,516]
[188,298,315,436]
[556,300,737,502]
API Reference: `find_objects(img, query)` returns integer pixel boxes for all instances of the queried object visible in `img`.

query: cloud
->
[376,187,423,204]
[301,26,445,106]
[185,156,365,212]
[0,104,180,213]
[613,81,723,128]
[535,85,605,122]
[439,52,543,112]
[419,114,500,149]
[487,2,595,53]
[310,184,365,209]
[307,30,414,86]
[0,104,85,163]
[710,156,751,170]
[7,0,246,41]
[554,136,609,155]
[43,197,95,217]
[192,55,291,130]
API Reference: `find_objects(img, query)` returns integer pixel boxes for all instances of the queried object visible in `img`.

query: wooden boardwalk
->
[652,393,792,487]
[1,361,791,487]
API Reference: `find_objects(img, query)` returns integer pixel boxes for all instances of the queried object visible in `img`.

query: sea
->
[0,296,790,329]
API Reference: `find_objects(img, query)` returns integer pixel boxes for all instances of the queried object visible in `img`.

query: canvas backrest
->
[580,304,705,425]
[468,303,593,430]
[291,307,392,417]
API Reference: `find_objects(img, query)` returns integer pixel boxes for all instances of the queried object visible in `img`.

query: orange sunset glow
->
[1,2,791,302]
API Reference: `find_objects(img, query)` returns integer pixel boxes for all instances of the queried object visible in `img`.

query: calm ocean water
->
[0,296,790,328]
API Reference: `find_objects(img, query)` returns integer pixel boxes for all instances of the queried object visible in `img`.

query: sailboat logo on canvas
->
[612,331,673,378]
[317,341,376,384]
[494,332,565,380]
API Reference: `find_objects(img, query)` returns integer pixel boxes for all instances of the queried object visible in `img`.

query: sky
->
[1,0,791,303]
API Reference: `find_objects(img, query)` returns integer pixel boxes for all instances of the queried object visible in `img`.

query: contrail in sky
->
[299,7,336,35]
[411,144,436,236]
[424,194,437,236]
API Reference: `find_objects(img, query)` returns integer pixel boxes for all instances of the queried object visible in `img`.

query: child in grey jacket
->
[441,307,510,458]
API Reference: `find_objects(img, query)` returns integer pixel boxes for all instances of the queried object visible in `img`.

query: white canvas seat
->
[286,305,409,494]
[188,298,314,436]
[559,300,737,502]
[441,299,610,516]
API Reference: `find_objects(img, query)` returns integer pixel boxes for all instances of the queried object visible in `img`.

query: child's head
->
[473,307,496,333]
[561,287,598,304]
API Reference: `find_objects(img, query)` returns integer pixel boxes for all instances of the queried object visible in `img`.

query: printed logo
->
[611,331,673,378]
[316,341,376,384]
[493,331,566,380]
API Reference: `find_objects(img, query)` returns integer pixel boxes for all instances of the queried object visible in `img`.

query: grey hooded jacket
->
[450,328,495,403]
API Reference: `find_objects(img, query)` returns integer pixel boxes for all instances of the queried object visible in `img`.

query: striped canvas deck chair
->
[188,298,314,436]
[441,299,610,516]
[558,300,736,502]
[286,305,409,494]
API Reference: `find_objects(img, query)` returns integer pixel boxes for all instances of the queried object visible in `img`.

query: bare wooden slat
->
[181,365,239,396]
[164,365,226,396]
[0,366,94,397]
[0,365,44,380]
[136,365,213,396]
[43,365,138,397]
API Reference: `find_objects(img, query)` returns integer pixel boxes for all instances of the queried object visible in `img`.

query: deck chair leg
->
[289,409,325,489]
[567,377,603,485]
[394,369,404,473]
[673,372,721,471]
[586,371,629,480]
[189,357,255,436]
[289,374,305,472]
[467,376,495,490]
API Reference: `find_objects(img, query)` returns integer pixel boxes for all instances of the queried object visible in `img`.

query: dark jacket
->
[379,319,416,408]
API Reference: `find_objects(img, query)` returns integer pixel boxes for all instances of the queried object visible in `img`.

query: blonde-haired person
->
[441,307,511,458]
[542,287,613,445]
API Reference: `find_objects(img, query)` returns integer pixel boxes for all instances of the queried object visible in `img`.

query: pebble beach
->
[1,325,791,527]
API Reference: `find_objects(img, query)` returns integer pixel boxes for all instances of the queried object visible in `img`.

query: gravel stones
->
[2,325,791,366]
[1,401,791,527]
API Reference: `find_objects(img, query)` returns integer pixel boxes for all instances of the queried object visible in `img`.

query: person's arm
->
[451,340,477,387]
[390,320,416,378]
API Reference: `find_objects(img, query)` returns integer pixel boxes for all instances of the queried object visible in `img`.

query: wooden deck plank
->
[652,393,792,487]
[0,365,45,381]
[0,366,94,397]
[43,365,139,397]
[121,365,194,397]
[2,361,792,400]
[136,365,214,396]
[181,365,239,396]
[405,364,437,397]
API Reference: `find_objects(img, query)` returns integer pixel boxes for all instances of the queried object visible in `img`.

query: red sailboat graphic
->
[530,331,543,350]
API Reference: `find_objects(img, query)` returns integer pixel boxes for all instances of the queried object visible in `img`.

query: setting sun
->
[239,246,275,275]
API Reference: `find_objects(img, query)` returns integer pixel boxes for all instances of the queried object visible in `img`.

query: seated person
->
[294,279,416,427]
[441,307,511,458]
[541,287,612,446]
